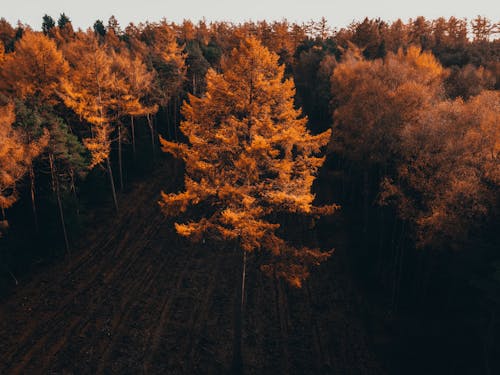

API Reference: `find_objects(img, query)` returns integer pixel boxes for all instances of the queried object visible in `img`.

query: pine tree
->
[46,114,88,253]
[42,15,56,36]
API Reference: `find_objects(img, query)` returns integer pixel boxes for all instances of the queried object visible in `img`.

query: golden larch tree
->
[0,31,68,105]
[60,33,123,210]
[160,37,336,371]
[110,47,158,155]
[161,37,335,286]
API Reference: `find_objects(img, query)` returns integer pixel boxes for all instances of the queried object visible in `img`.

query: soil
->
[0,164,383,374]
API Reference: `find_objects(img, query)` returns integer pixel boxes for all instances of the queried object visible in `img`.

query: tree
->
[0,30,69,229]
[0,102,48,231]
[382,91,500,249]
[159,37,335,372]
[93,20,106,38]
[46,114,88,253]
[0,18,16,52]
[0,31,69,105]
[331,44,447,233]
[471,16,494,42]
[57,13,71,30]
[56,13,74,41]
[139,21,186,140]
[60,34,121,211]
[331,45,447,167]
[42,15,56,36]
[10,101,50,231]
[110,47,157,186]
[0,103,25,220]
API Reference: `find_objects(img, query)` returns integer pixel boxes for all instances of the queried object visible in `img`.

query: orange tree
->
[159,37,336,371]
[0,103,47,235]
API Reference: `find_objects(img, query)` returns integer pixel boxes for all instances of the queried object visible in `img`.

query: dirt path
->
[0,163,383,374]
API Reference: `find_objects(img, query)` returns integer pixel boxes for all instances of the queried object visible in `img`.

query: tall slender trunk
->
[165,105,172,140]
[130,115,136,159]
[173,96,178,141]
[231,247,246,374]
[29,165,39,233]
[49,154,70,255]
[271,264,290,374]
[106,157,119,212]
[118,123,124,191]
[147,114,155,153]
[69,168,80,218]
[241,250,247,310]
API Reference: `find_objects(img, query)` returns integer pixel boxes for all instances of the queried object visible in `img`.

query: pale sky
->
[2,0,499,30]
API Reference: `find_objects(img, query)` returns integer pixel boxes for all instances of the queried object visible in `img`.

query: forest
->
[0,13,499,374]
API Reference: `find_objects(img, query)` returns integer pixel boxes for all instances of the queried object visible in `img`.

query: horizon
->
[2,0,499,31]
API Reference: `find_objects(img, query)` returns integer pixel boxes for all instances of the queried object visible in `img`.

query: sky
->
[1,0,499,30]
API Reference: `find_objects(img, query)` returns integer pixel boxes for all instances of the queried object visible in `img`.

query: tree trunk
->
[231,247,246,374]
[106,157,119,212]
[274,271,290,374]
[118,123,124,191]
[69,168,80,218]
[49,154,70,255]
[130,115,136,159]
[28,165,39,233]
[173,96,178,141]
[147,114,155,153]
[165,106,172,140]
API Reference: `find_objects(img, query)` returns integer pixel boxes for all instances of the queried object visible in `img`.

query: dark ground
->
[0,165,383,374]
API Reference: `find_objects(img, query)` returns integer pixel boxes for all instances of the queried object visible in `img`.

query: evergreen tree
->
[57,13,71,30]
[93,20,106,38]
[42,15,56,36]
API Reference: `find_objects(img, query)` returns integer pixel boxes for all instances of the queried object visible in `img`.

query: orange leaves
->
[388,90,500,248]
[0,104,22,210]
[396,45,448,86]
[160,37,335,286]
[82,123,112,168]
[0,31,68,104]
[261,244,334,288]
[0,103,47,211]
[59,32,151,168]
[332,44,446,165]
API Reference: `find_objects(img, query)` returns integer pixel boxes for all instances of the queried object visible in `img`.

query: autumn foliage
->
[0,103,47,233]
[160,37,336,286]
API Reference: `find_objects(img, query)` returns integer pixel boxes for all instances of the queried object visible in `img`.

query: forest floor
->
[0,162,384,374]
